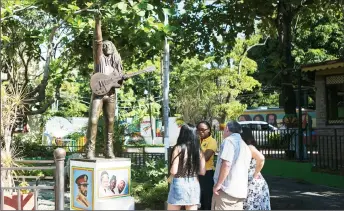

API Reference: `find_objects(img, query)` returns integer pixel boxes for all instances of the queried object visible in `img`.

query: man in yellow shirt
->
[197,121,218,210]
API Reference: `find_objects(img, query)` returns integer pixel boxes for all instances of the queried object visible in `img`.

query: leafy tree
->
[171,0,344,126]
[247,2,344,109]
[0,0,175,188]
[171,36,261,123]
[117,60,162,121]
[1,0,177,129]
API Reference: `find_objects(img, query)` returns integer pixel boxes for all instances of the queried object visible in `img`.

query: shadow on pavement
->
[266,175,344,210]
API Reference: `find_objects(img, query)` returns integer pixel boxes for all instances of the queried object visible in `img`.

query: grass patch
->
[262,159,344,189]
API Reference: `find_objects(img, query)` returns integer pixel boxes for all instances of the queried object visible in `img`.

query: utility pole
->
[144,79,154,144]
[163,11,170,162]
[297,67,304,161]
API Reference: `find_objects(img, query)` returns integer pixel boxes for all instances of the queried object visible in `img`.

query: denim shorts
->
[167,177,200,206]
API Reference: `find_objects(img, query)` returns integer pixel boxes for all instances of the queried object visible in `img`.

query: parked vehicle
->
[238,121,278,146]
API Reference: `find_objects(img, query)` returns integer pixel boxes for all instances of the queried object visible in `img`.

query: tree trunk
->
[277,1,297,126]
[4,128,12,153]
[1,129,15,194]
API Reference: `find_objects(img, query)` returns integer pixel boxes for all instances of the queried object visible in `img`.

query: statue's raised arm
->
[92,12,123,78]
[93,14,103,73]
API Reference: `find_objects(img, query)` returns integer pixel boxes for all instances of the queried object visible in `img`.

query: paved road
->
[266,175,344,210]
[34,176,344,210]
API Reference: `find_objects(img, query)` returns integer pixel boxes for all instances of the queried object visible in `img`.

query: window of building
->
[326,75,344,124]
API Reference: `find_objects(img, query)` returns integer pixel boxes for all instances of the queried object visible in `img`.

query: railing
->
[213,127,344,173]
[214,128,314,159]
[29,128,343,173]
[121,151,165,167]
[0,148,66,210]
[313,128,344,172]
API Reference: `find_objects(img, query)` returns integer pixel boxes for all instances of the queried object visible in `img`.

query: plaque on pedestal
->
[70,158,135,210]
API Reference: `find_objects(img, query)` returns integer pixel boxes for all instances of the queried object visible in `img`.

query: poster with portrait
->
[97,167,130,199]
[71,167,94,210]
[140,120,152,137]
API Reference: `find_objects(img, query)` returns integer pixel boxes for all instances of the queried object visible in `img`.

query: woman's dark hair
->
[196,120,212,135]
[171,123,200,177]
[240,127,257,146]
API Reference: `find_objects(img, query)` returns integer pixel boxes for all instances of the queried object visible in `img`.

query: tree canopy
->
[1,0,343,131]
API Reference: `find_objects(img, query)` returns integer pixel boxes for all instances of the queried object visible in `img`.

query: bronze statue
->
[85,14,124,159]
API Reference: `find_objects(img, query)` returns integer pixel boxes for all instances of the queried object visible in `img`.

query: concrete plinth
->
[70,158,134,210]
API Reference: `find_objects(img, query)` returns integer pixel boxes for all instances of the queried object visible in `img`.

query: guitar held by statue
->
[90,65,156,95]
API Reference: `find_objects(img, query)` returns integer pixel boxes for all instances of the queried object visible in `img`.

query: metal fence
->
[214,128,312,159]
[214,128,344,172]
[0,148,66,210]
[313,128,344,172]
[28,127,343,173]
[120,151,165,167]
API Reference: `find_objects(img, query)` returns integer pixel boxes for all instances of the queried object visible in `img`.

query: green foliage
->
[118,60,162,121]
[19,180,30,194]
[171,36,261,123]
[240,91,280,108]
[267,133,282,148]
[213,101,247,122]
[15,168,54,178]
[1,0,175,131]
[171,0,344,116]
[65,132,84,141]
[14,138,55,158]
[125,136,146,145]
[125,144,164,148]
[266,132,293,149]
[132,159,167,184]
[132,180,168,209]
[131,159,168,209]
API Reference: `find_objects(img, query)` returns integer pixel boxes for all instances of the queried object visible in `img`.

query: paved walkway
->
[34,176,344,210]
[266,175,344,210]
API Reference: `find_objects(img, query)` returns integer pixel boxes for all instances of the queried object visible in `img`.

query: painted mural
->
[71,167,94,210]
[238,108,316,128]
[97,167,130,199]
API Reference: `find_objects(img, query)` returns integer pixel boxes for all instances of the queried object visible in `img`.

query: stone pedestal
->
[70,158,134,210]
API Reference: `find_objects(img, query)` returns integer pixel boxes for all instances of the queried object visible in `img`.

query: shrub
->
[125,144,164,148]
[267,133,281,148]
[132,159,167,184]
[131,159,168,209]
[125,133,146,146]
[13,138,55,158]
[138,180,168,209]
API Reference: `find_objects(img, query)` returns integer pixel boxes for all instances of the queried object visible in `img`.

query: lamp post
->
[144,88,154,143]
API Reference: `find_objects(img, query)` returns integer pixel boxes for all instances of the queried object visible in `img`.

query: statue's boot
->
[104,133,115,159]
[85,138,96,160]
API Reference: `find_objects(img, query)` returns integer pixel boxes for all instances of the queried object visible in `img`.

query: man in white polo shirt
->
[212,121,252,210]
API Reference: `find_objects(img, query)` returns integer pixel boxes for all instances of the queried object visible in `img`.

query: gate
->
[0,148,66,210]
